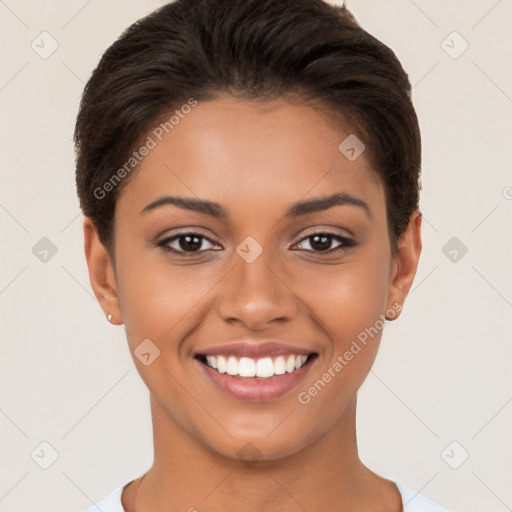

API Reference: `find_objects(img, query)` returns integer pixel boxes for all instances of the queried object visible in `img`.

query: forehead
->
[116,95,384,217]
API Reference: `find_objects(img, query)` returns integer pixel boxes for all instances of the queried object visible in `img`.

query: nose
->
[216,245,300,330]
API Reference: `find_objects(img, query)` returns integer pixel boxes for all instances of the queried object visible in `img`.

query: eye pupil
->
[310,234,332,251]
[179,235,202,251]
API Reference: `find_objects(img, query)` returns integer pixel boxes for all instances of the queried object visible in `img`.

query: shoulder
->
[81,483,127,512]
[82,478,451,512]
[393,480,450,512]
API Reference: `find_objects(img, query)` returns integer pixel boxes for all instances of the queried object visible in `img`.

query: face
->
[84,95,421,462]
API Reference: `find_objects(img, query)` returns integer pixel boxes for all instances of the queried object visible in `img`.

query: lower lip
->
[195,356,316,403]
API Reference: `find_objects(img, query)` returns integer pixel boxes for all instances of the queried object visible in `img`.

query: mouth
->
[193,350,318,402]
[194,353,317,378]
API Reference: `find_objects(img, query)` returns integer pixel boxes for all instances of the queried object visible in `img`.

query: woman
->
[76,0,449,510]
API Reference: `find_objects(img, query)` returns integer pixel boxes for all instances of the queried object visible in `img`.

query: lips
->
[193,340,318,402]
[195,341,314,358]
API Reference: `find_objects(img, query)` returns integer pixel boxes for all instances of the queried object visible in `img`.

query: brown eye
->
[307,234,336,251]
[158,232,220,255]
[177,234,202,251]
[294,232,355,253]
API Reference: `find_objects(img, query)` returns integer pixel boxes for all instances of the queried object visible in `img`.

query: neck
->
[125,394,401,512]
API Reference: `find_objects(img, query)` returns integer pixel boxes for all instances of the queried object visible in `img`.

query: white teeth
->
[226,356,238,375]
[274,356,286,375]
[285,355,295,373]
[256,357,274,378]
[239,357,256,377]
[217,355,227,373]
[202,353,311,378]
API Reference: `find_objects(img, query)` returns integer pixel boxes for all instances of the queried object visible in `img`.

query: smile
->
[196,353,313,378]
[194,350,318,402]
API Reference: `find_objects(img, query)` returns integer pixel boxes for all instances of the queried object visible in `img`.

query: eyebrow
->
[140,192,371,219]
[285,192,371,218]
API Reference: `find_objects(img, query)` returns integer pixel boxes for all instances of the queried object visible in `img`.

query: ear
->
[386,209,422,319]
[83,217,123,325]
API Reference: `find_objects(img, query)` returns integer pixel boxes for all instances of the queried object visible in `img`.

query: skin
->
[84,94,422,512]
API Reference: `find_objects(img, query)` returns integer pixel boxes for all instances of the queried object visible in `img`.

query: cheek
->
[293,250,390,399]
[116,250,220,345]
[293,274,388,435]
[114,255,222,432]
[302,251,390,341]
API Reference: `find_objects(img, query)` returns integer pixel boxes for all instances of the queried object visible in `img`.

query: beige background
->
[1,1,511,511]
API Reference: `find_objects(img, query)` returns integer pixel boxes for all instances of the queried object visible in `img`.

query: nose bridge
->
[216,238,298,328]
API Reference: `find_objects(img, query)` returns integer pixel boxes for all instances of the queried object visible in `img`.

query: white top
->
[83,478,449,511]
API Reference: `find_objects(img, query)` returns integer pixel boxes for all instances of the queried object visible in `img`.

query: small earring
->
[107,313,113,323]
[385,302,402,321]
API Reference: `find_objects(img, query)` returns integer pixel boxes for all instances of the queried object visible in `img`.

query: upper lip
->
[195,340,316,358]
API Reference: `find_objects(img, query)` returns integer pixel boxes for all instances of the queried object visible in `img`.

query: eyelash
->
[157,230,356,257]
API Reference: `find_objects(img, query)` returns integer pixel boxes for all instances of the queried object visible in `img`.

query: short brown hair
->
[74,0,421,258]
